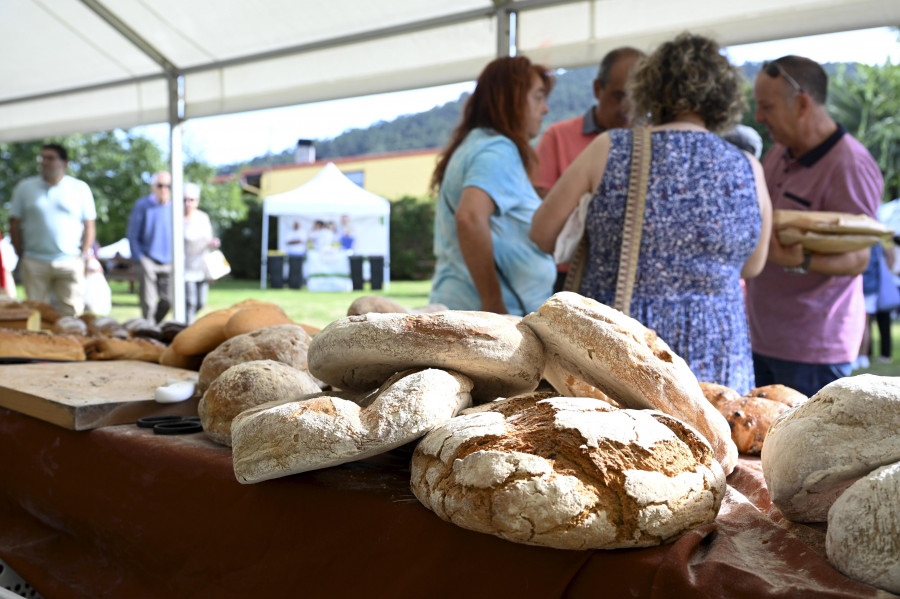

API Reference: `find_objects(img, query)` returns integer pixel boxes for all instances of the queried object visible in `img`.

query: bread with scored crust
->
[0,328,86,361]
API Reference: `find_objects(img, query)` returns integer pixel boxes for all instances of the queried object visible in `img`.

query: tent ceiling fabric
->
[2,0,899,143]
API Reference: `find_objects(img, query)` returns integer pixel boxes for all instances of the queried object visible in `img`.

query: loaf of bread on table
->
[0,328,86,361]
[84,336,166,362]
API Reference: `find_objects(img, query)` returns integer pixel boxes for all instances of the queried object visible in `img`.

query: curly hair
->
[628,33,745,134]
[431,55,554,192]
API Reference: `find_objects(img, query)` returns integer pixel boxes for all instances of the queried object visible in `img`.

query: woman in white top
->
[183,183,219,323]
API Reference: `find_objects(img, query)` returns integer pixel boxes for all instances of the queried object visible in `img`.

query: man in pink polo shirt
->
[534,47,643,292]
[745,55,883,397]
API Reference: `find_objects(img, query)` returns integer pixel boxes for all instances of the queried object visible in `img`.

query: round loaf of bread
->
[307,311,545,402]
[346,295,410,316]
[232,368,473,483]
[198,323,314,393]
[523,292,737,475]
[199,359,321,447]
[716,394,789,455]
[762,374,900,522]
[699,382,741,409]
[826,461,900,594]
[411,394,725,550]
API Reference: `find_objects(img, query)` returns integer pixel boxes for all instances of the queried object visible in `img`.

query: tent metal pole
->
[169,74,186,323]
[260,208,269,290]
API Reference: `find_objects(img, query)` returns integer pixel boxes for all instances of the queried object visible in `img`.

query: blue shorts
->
[752,352,853,398]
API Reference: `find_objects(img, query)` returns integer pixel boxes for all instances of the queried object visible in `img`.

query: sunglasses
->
[762,60,804,96]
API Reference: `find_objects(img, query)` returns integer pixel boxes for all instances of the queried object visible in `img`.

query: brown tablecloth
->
[0,407,894,599]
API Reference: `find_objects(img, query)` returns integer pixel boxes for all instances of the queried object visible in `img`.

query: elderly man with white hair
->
[127,171,173,323]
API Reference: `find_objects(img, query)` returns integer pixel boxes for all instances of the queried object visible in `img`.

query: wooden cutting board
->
[0,360,200,430]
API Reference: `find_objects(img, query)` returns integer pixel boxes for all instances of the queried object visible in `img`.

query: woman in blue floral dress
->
[531,33,772,393]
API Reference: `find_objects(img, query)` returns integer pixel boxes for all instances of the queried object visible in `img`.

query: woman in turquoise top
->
[429,56,556,316]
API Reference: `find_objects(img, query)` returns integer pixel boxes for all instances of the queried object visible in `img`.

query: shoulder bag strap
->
[613,127,652,316]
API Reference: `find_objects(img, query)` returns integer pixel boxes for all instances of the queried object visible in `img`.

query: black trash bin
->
[267,253,284,289]
[369,256,385,290]
[288,255,305,289]
[348,255,365,290]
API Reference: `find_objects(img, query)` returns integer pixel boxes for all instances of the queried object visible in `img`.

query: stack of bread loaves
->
[226,292,742,552]
[761,374,900,593]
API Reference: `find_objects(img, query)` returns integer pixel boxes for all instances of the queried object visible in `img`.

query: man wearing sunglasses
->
[8,143,97,316]
[745,55,883,397]
[127,171,174,323]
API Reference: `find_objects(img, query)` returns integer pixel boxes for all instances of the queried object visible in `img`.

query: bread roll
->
[0,328,86,361]
[762,374,900,522]
[198,323,314,393]
[346,296,410,316]
[523,292,737,475]
[232,368,473,483]
[84,336,166,362]
[699,382,741,410]
[746,384,806,407]
[826,461,900,594]
[411,394,725,550]
[170,308,235,356]
[224,303,293,338]
[199,359,321,447]
[307,311,545,403]
[716,394,789,455]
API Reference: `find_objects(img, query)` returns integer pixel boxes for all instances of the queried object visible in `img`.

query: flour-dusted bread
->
[762,374,900,522]
[523,292,737,475]
[826,461,900,594]
[411,395,725,550]
[307,311,545,402]
[198,323,315,393]
[199,359,321,447]
[542,359,624,408]
[232,368,473,483]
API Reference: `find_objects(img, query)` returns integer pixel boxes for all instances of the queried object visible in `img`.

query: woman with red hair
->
[428,55,556,316]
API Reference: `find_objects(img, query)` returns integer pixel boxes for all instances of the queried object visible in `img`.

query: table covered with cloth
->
[0,406,894,599]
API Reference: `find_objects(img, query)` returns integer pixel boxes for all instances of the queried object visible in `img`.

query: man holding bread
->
[745,56,883,397]
[8,143,97,316]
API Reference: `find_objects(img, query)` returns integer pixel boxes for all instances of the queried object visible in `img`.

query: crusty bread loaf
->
[21,299,61,325]
[523,292,737,475]
[307,311,545,403]
[84,336,166,362]
[170,308,236,356]
[199,359,321,447]
[232,368,473,482]
[224,303,293,339]
[198,323,314,393]
[411,394,725,550]
[346,295,410,316]
[826,461,900,594]
[542,359,624,408]
[0,328,86,361]
[762,374,900,522]
[53,316,88,335]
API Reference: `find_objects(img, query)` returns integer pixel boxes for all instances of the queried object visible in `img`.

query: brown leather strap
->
[614,127,652,315]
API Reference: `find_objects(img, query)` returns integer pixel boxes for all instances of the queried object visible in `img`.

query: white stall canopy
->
[260,163,391,289]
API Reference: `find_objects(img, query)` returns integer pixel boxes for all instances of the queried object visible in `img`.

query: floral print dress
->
[579,128,761,393]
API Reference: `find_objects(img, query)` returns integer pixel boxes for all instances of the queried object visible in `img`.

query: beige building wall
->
[257,148,440,200]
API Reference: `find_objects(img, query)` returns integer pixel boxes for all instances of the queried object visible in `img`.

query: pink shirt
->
[534,109,602,191]
[745,127,883,364]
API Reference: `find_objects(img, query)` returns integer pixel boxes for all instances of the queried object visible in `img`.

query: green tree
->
[828,62,900,201]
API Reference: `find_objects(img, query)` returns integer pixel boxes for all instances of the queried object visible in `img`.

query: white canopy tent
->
[261,163,391,290]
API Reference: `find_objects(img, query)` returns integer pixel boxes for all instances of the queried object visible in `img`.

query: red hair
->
[431,55,553,192]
